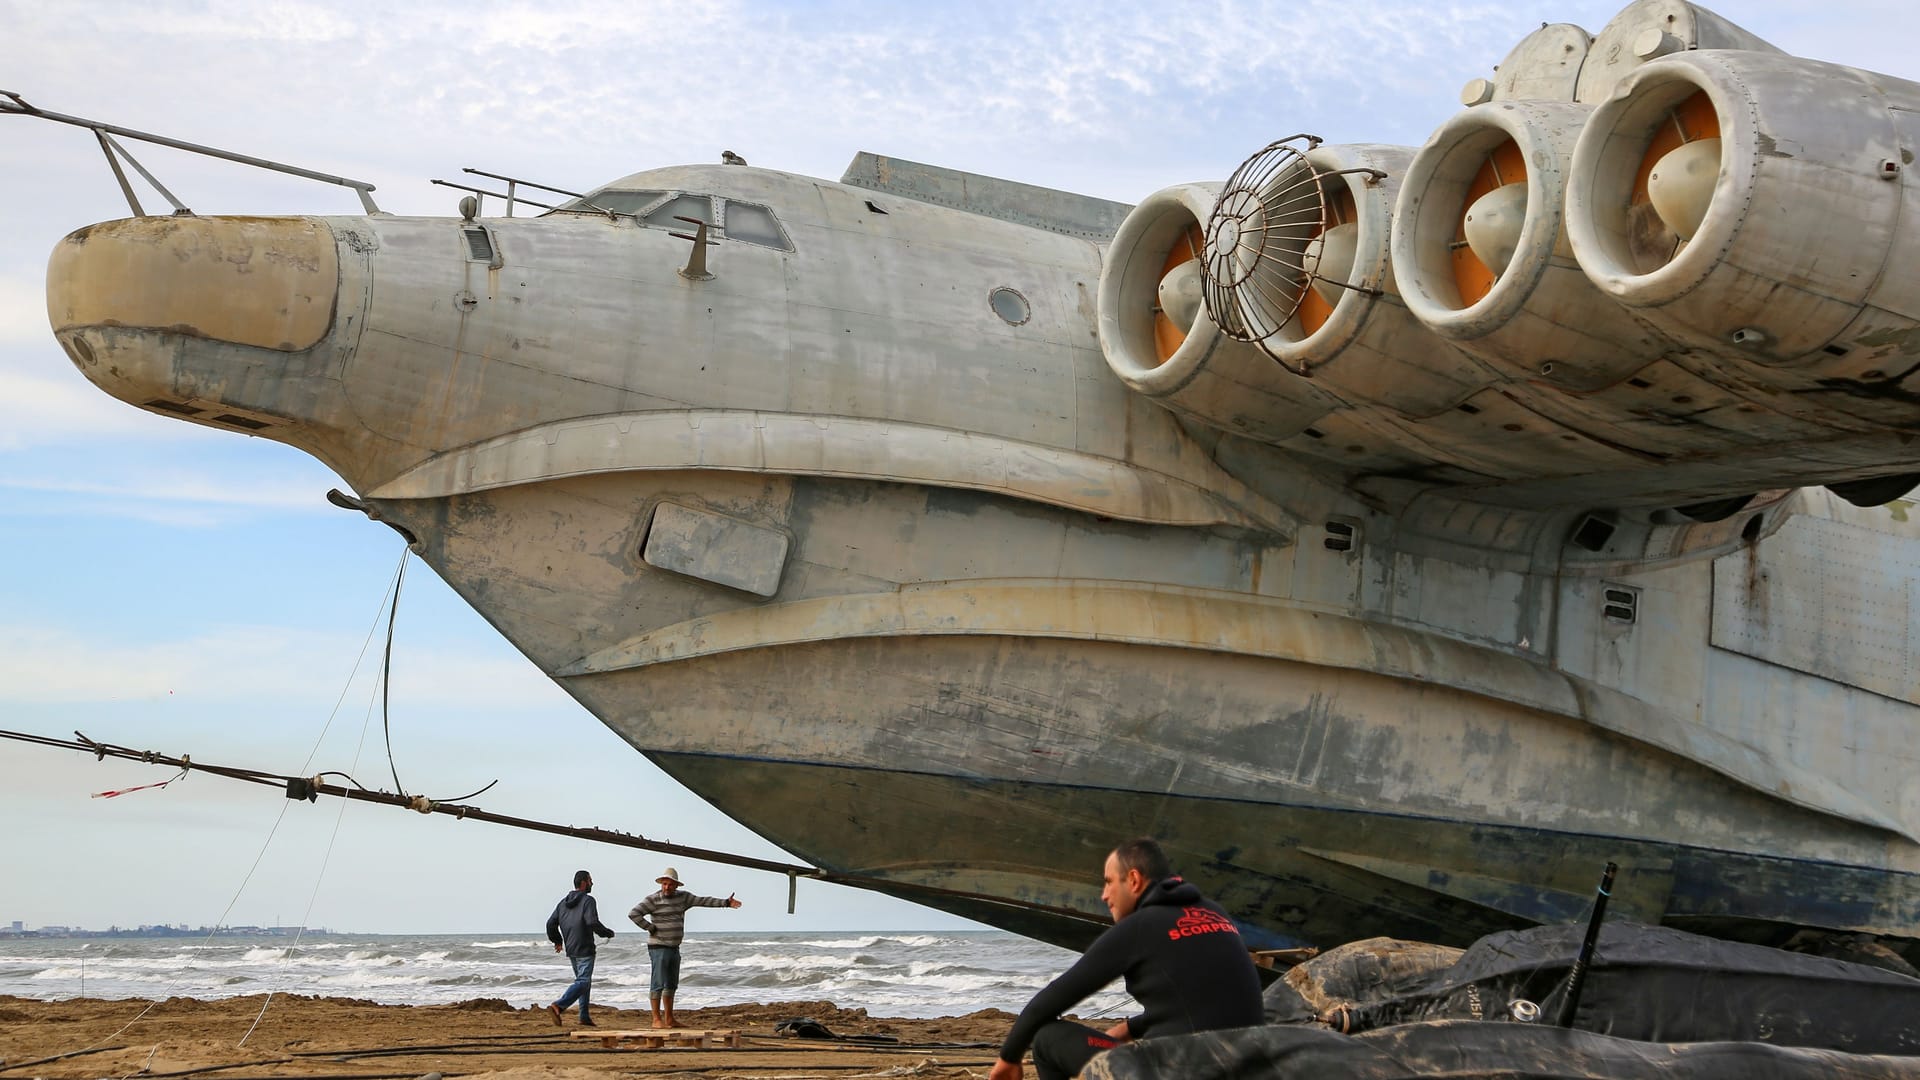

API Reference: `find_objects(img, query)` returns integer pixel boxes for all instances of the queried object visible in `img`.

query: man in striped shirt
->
[629,866,744,1029]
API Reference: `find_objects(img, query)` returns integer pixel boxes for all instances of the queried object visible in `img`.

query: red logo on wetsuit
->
[1167,906,1239,941]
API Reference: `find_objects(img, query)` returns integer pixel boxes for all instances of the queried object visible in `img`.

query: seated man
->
[990,838,1264,1080]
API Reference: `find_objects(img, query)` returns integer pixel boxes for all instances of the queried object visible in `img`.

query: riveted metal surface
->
[1713,514,1919,704]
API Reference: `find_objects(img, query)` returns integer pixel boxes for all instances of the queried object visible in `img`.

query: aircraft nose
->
[46,215,338,406]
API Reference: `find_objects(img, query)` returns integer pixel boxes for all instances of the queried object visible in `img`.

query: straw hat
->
[657,867,683,886]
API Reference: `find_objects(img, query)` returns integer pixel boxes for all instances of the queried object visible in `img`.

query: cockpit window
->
[643,194,715,228]
[556,185,795,253]
[571,189,666,215]
[724,200,791,250]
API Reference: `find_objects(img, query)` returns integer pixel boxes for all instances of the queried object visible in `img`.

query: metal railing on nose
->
[1,89,381,216]
[429,168,598,218]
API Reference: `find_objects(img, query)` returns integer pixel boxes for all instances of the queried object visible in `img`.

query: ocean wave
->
[427,972,536,986]
[786,934,957,950]
[0,931,1054,1015]
[798,936,881,949]
[312,970,436,989]
[341,951,405,966]
[729,952,855,972]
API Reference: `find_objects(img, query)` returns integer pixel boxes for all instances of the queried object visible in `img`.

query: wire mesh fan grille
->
[1201,137,1329,345]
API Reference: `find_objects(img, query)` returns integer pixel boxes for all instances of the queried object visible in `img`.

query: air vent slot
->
[1602,586,1638,625]
[213,413,270,430]
[1571,514,1616,552]
[144,399,204,416]
[1324,521,1357,552]
[464,227,494,262]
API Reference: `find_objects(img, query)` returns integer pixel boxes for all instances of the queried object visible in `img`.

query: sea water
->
[0,931,1137,1020]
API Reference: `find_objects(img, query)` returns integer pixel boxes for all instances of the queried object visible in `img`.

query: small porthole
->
[990,286,1031,326]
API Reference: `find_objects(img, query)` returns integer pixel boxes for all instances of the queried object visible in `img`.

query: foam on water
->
[0,931,1132,1019]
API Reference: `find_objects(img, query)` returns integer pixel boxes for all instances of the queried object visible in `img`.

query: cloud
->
[0,471,327,513]
[0,622,574,711]
[0,275,49,344]
[0,365,201,450]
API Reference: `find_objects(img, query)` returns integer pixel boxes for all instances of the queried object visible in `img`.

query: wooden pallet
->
[571,1028,742,1050]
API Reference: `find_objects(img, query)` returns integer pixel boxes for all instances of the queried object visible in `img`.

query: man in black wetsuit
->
[989,838,1264,1080]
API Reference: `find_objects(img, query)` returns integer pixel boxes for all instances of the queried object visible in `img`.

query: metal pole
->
[4,92,380,213]
[1555,861,1618,1028]
[0,728,1109,931]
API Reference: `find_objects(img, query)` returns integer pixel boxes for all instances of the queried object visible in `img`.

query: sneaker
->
[546,1004,562,1027]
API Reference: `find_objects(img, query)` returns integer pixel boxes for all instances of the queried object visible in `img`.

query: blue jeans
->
[554,953,595,1019]
[649,945,681,996]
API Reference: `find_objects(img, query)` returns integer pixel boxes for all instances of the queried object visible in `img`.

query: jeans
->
[649,945,681,996]
[554,953,595,1020]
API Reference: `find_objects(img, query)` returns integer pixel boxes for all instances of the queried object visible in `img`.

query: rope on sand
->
[0,1044,127,1073]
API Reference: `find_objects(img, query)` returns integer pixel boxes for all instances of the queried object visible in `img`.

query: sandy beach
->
[0,995,1018,1079]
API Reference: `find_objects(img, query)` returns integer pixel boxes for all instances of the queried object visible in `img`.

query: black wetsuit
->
[999,877,1264,1080]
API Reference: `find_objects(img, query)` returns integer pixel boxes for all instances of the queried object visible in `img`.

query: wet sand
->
[0,995,1017,1079]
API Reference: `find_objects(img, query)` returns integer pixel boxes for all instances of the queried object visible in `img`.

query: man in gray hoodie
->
[544,869,616,1026]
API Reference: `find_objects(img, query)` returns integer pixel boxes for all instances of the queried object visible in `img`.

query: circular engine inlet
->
[1200,136,1330,347]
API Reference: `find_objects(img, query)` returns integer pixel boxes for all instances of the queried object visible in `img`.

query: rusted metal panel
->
[642,501,790,598]
[49,216,337,352]
[840,151,1131,241]
[1712,513,1920,705]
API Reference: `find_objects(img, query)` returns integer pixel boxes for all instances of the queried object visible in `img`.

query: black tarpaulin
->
[1338,922,1920,1055]
[1082,1020,1920,1080]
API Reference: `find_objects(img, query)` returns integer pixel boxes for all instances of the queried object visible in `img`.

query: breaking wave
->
[0,930,1124,1018]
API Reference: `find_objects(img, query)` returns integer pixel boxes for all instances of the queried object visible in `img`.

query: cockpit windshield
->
[550,187,794,252]
[565,189,666,215]
[642,194,713,228]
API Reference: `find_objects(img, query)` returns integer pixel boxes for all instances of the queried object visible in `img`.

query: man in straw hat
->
[629,866,743,1028]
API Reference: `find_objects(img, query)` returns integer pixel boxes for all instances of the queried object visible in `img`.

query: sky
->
[1,0,1912,937]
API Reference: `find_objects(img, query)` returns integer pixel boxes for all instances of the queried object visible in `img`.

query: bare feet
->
[651,1018,667,1029]
[545,1004,561,1027]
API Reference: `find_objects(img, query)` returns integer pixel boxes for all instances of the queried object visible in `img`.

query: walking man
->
[544,869,616,1026]
[629,866,743,1028]
[990,837,1263,1080]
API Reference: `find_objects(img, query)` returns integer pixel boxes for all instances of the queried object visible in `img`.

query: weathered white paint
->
[41,0,1920,952]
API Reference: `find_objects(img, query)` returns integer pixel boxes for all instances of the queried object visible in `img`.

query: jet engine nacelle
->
[1097,183,1337,444]
[1568,51,1920,381]
[1213,142,1494,420]
[1392,99,1670,393]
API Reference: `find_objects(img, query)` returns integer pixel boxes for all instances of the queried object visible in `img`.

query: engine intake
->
[1201,139,1493,420]
[1097,183,1337,444]
[1392,99,1668,393]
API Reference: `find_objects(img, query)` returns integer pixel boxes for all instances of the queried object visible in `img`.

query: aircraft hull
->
[371,473,1920,955]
